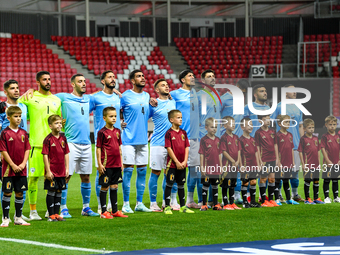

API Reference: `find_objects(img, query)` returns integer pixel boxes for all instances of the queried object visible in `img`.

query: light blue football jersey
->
[197,89,221,138]
[0,102,28,131]
[90,91,121,144]
[57,93,91,145]
[121,89,150,145]
[149,98,176,146]
[221,92,234,118]
[271,102,303,150]
[170,88,199,140]
[244,102,271,137]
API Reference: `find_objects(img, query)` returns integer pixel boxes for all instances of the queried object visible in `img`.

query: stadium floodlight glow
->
[201,84,312,116]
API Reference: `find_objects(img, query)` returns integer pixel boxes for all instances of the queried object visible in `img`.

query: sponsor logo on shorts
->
[118,177,122,182]
[21,185,26,189]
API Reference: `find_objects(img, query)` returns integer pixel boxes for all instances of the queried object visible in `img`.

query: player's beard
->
[160,91,169,97]
[106,81,115,89]
[40,84,50,92]
[76,86,86,95]
[135,82,145,88]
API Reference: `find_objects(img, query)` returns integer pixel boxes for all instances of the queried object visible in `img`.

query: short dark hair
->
[253,84,265,94]
[179,69,194,84]
[48,114,62,125]
[168,109,181,121]
[236,79,250,90]
[6,106,22,117]
[71,73,84,83]
[129,69,143,80]
[257,114,270,120]
[154,78,166,90]
[284,84,295,88]
[103,106,116,117]
[201,69,215,79]
[100,70,114,81]
[3,79,18,91]
[36,71,50,81]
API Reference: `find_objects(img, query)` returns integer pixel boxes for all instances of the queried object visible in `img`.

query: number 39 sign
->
[252,65,266,78]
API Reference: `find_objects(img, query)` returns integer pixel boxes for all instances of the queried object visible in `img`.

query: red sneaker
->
[54,214,66,221]
[223,204,234,210]
[269,200,279,207]
[111,210,128,218]
[231,203,242,210]
[262,200,274,207]
[101,211,114,219]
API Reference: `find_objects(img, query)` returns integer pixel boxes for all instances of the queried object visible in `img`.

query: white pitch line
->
[0,237,115,253]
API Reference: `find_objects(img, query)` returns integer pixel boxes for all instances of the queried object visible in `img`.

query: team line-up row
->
[0,69,338,226]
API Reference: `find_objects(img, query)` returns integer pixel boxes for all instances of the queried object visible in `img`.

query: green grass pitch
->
[1,144,340,254]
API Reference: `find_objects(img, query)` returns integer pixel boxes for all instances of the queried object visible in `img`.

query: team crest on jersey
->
[181,134,185,141]
[289,137,293,143]
[170,174,174,181]
[252,141,256,146]
[235,140,238,146]
[337,138,340,144]
[271,133,274,138]
[52,102,57,107]
[21,135,25,142]
[116,132,119,139]
[61,140,65,148]
[6,181,11,190]
[217,142,219,148]
[315,140,318,146]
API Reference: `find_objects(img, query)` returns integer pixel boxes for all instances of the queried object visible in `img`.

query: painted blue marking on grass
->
[106,236,340,255]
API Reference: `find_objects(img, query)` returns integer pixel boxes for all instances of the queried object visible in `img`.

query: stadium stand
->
[174,36,283,78]
[0,33,91,95]
[302,34,340,76]
[51,36,181,98]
